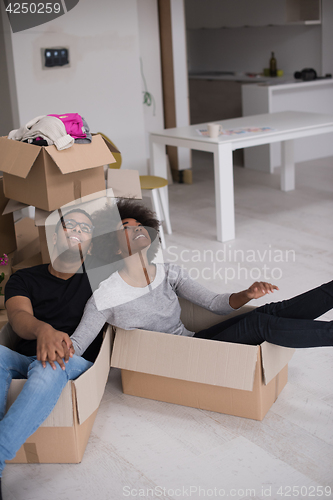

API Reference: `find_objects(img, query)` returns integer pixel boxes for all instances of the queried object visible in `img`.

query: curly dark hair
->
[91,199,160,265]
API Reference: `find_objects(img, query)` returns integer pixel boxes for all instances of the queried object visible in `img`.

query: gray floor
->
[4,152,333,500]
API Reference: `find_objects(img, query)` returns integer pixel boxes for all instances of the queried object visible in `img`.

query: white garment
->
[8,115,46,141]
[8,115,74,151]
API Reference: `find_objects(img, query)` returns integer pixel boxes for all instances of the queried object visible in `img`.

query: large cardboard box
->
[0,309,7,329]
[0,177,16,256]
[11,253,43,273]
[1,323,113,464]
[0,134,116,211]
[0,252,14,309]
[13,217,40,265]
[107,169,142,199]
[111,300,295,421]
[1,204,43,272]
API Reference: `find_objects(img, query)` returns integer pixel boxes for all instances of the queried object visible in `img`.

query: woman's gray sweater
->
[71,263,234,356]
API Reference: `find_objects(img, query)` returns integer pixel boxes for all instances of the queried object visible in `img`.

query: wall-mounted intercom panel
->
[41,47,70,69]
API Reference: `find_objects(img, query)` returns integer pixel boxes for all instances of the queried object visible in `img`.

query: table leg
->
[159,185,172,234]
[149,138,171,235]
[149,138,167,178]
[281,140,295,191]
[214,143,235,242]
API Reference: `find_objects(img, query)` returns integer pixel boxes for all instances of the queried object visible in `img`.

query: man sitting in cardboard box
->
[0,207,104,499]
[71,199,333,356]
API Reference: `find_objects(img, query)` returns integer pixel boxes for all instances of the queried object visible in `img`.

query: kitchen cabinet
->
[189,77,253,165]
[189,78,244,124]
[185,0,321,28]
[286,0,321,24]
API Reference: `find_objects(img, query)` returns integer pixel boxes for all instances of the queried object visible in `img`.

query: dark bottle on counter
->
[269,52,277,77]
[294,68,317,81]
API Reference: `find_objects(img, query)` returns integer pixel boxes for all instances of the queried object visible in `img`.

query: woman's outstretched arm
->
[229,281,279,309]
[170,263,278,312]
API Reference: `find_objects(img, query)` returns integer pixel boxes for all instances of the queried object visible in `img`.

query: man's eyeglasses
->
[61,219,94,234]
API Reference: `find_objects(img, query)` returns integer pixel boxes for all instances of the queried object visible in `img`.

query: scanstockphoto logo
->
[3,0,80,33]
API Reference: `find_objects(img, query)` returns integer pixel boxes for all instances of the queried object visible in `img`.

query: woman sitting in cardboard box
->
[70,199,333,355]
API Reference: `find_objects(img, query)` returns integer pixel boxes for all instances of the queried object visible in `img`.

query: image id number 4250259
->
[5,2,61,14]
[275,485,332,497]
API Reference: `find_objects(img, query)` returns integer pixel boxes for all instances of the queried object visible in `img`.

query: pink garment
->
[48,113,86,139]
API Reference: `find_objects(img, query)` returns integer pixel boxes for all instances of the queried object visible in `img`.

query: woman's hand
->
[229,281,279,309]
[245,281,279,300]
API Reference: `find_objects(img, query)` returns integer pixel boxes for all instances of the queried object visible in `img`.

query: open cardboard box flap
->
[0,135,116,178]
[3,324,112,427]
[2,198,28,215]
[0,138,41,178]
[112,328,259,391]
[261,341,294,385]
[93,133,120,154]
[46,135,116,174]
[74,326,113,424]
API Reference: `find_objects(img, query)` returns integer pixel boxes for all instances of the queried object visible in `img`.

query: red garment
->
[48,113,86,139]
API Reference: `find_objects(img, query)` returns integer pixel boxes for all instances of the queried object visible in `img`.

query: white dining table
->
[149,111,333,242]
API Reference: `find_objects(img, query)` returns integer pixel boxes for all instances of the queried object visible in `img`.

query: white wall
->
[170,0,191,171]
[7,0,148,174]
[137,0,164,166]
[0,0,19,134]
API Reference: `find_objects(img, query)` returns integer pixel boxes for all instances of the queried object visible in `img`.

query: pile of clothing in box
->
[8,113,92,150]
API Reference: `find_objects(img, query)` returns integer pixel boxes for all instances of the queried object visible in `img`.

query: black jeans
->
[194,280,333,348]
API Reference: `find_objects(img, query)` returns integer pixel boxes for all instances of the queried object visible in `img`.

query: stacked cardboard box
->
[0,309,7,330]
[0,177,16,309]
[2,168,143,268]
[0,252,14,311]
[0,177,16,257]
[0,133,118,265]
[0,134,118,211]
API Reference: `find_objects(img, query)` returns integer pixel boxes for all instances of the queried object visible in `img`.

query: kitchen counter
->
[242,77,333,171]
[188,71,295,84]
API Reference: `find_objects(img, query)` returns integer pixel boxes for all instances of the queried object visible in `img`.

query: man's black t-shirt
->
[5,264,104,362]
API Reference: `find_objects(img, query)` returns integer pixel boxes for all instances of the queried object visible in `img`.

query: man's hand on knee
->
[35,326,74,369]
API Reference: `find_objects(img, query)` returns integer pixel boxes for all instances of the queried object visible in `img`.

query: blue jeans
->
[194,280,333,347]
[0,347,92,476]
